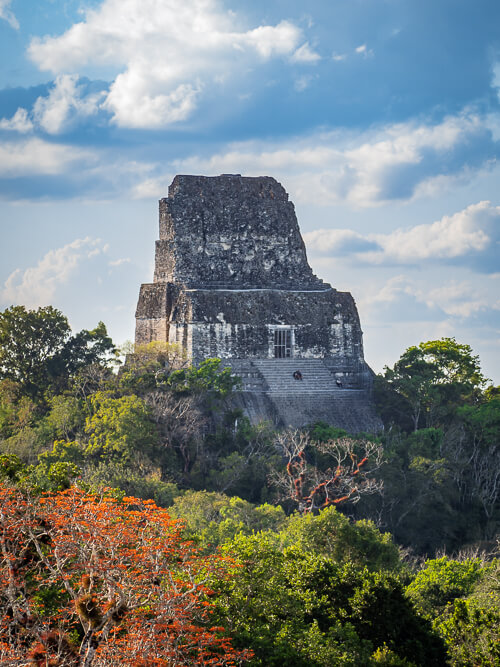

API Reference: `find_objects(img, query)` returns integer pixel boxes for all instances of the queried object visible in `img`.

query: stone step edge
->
[239,389,367,395]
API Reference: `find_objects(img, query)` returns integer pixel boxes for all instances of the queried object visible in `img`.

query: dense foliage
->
[367,337,500,554]
[1,305,499,665]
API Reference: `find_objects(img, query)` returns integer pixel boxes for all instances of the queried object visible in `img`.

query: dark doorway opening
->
[274,329,292,358]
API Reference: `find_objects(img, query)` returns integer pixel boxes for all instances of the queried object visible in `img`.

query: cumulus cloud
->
[28,0,308,129]
[423,282,493,318]
[359,275,499,326]
[102,80,198,129]
[304,201,500,273]
[243,20,301,58]
[0,138,95,176]
[1,238,105,307]
[10,102,489,206]
[291,42,321,63]
[359,276,443,323]
[304,229,380,254]
[0,0,18,29]
[332,112,491,205]
[369,202,494,263]
[33,75,105,134]
[131,175,173,199]
[0,108,33,133]
[0,134,163,201]
[348,268,500,378]
[170,109,498,207]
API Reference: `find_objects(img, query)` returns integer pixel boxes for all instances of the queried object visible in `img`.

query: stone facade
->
[135,174,382,432]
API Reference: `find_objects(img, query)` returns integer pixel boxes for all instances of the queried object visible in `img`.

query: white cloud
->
[170,109,495,207]
[423,282,492,318]
[0,108,33,133]
[359,275,498,325]
[356,275,444,325]
[355,44,374,58]
[303,229,379,254]
[291,42,321,63]
[131,175,173,199]
[335,263,500,379]
[0,135,161,201]
[332,52,347,62]
[243,21,301,58]
[369,201,495,263]
[109,258,131,267]
[0,138,95,176]
[33,75,105,134]
[365,275,421,308]
[0,0,18,29]
[294,75,316,92]
[1,238,105,308]
[28,0,307,129]
[304,201,500,273]
[338,113,483,205]
[102,79,199,129]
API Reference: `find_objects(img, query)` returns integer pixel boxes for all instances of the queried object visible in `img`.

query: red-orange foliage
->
[0,484,250,666]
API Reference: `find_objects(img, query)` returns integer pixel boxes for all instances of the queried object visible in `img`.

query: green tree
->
[170,490,286,550]
[1,450,79,492]
[382,338,487,431]
[200,417,278,501]
[26,460,80,491]
[0,379,37,438]
[279,506,402,573]
[406,556,486,621]
[0,453,24,482]
[430,559,500,665]
[119,340,187,394]
[0,306,115,401]
[84,392,158,463]
[0,305,70,398]
[366,429,461,554]
[211,534,446,666]
[167,358,240,398]
[451,395,500,521]
[44,395,84,440]
[437,598,500,666]
[48,321,116,391]
[82,460,179,507]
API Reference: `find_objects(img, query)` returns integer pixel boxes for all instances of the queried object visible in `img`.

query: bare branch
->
[272,429,384,513]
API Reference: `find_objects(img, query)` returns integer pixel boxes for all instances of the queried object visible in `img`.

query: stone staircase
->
[250,358,341,394]
[223,357,383,432]
[222,359,269,392]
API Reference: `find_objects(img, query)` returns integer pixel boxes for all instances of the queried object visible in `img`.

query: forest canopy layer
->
[0,305,499,665]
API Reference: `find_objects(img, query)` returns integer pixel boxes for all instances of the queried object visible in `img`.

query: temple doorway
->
[274,329,292,358]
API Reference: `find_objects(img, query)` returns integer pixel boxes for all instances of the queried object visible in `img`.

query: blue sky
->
[1,0,499,382]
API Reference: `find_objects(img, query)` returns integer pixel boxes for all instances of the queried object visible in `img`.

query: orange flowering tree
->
[0,484,250,666]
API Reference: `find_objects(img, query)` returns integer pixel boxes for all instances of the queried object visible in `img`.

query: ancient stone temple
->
[135,174,381,432]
